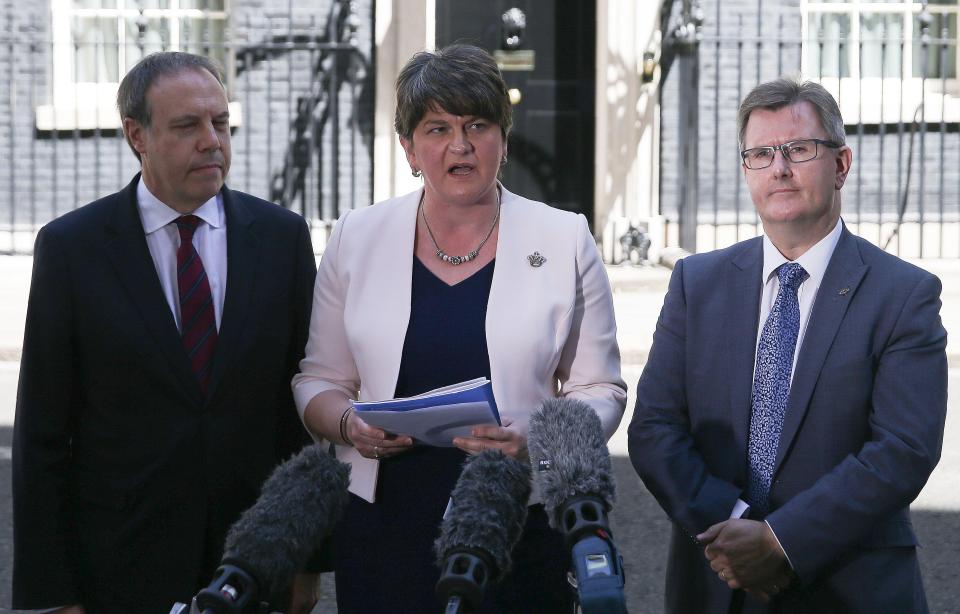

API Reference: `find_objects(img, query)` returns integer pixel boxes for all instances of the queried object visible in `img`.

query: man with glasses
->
[629,78,947,613]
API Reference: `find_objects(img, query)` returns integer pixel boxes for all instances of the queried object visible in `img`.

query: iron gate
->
[0,0,373,254]
[660,0,960,258]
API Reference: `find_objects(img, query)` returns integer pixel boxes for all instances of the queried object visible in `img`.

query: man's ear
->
[835,145,853,190]
[123,117,148,155]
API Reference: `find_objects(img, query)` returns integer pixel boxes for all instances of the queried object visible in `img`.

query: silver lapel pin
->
[527,252,546,267]
[838,287,850,295]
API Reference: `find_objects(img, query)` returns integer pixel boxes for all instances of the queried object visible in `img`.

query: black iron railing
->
[660,0,960,258]
[0,0,372,254]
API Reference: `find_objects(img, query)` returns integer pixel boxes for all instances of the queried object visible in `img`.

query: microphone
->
[434,449,532,614]
[528,398,627,614]
[181,444,351,614]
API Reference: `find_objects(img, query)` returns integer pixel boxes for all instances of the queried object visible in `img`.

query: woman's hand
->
[346,410,415,460]
[452,418,527,459]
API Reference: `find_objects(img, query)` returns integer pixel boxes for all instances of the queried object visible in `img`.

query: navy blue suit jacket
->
[628,226,947,613]
[12,175,316,611]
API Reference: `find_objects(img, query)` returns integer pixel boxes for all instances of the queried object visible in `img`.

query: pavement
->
[0,255,958,612]
[1,255,958,405]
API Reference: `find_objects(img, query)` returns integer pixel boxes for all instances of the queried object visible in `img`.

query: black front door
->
[436,1,596,224]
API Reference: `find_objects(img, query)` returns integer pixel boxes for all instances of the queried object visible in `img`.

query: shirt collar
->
[761,218,843,286]
[137,177,224,235]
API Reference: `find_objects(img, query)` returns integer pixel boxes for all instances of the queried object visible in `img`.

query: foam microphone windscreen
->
[434,449,532,580]
[527,397,616,530]
[220,444,351,597]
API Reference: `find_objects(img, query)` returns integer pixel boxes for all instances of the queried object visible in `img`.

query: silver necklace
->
[420,190,501,266]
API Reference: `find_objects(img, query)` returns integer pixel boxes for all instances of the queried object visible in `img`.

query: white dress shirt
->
[136,179,228,330]
[755,219,843,379]
[732,219,844,567]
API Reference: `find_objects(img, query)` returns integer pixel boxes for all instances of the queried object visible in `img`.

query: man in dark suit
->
[629,78,947,613]
[12,52,316,612]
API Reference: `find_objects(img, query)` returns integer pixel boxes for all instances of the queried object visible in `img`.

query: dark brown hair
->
[394,44,512,140]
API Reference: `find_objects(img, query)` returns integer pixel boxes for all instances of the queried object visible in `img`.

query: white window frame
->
[38,0,233,130]
[801,0,960,123]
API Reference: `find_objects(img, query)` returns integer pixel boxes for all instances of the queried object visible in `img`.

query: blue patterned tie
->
[747,262,807,516]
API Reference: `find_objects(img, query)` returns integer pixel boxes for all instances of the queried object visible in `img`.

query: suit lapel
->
[726,239,764,479]
[206,188,259,402]
[773,227,868,473]
[103,174,202,403]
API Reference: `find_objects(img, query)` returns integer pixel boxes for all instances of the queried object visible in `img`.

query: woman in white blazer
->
[292,44,626,613]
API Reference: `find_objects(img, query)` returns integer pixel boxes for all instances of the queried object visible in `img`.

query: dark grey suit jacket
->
[629,226,947,614]
[12,175,316,612]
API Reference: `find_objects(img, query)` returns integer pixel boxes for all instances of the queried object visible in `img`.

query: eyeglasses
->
[740,138,841,170]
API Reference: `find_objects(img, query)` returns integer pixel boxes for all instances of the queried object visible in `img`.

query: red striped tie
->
[175,215,218,395]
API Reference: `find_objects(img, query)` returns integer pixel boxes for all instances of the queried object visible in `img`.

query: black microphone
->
[192,444,351,614]
[528,398,627,614]
[434,449,531,614]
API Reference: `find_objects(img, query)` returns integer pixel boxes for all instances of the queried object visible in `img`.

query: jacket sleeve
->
[627,258,743,537]
[767,272,948,583]
[12,226,83,608]
[555,215,627,440]
[291,209,361,431]
[276,216,318,461]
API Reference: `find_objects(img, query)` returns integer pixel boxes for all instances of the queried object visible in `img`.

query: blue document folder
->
[353,378,501,447]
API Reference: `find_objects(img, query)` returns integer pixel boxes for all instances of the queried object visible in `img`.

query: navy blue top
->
[332,257,571,613]
[394,256,494,396]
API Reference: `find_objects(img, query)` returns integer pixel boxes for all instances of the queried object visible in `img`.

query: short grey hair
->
[394,44,513,141]
[117,51,225,160]
[737,78,846,148]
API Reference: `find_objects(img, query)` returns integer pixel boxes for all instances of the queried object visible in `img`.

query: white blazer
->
[292,185,627,502]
